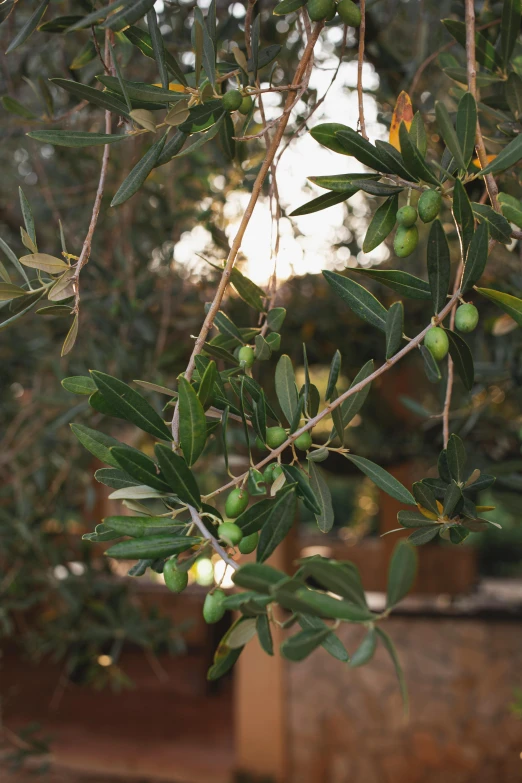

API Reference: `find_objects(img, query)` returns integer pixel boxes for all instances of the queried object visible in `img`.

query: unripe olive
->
[239,95,254,115]
[455,303,479,333]
[256,436,267,450]
[163,559,189,593]
[266,426,287,449]
[238,531,259,554]
[424,327,449,361]
[225,488,249,518]
[337,0,361,26]
[271,464,284,480]
[294,431,313,451]
[203,589,226,624]
[238,345,255,368]
[418,189,442,223]
[396,205,417,227]
[218,522,243,546]
[394,224,419,257]
[222,89,243,112]
[263,463,275,482]
[307,0,336,21]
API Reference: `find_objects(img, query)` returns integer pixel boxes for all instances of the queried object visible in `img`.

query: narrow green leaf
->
[194,7,215,86]
[501,0,521,66]
[447,331,474,391]
[289,189,356,217]
[51,78,131,118]
[155,444,201,509]
[386,540,417,608]
[340,359,374,427]
[310,123,351,155]
[0,283,26,301]
[2,96,36,119]
[350,628,377,667]
[147,9,168,89]
[105,534,199,560]
[452,179,474,257]
[123,26,187,86]
[351,268,431,300]
[412,482,439,515]
[335,127,393,173]
[298,615,349,662]
[506,72,522,120]
[19,188,36,250]
[0,238,29,286]
[323,270,387,332]
[344,454,415,505]
[478,135,522,178]
[275,354,298,426]
[409,111,427,157]
[376,628,409,713]
[426,219,450,314]
[94,468,138,490]
[308,172,380,192]
[27,130,127,148]
[281,628,330,661]
[256,487,298,562]
[90,370,173,441]
[6,0,49,53]
[461,222,489,292]
[420,345,442,383]
[325,350,341,401]
[103,516,184,537]
[111,132,167,207]
[111,447,170,492]
[70,423,127,469]
[19,253,67,274]
[455,92,477,166]
[362,194,398,253]
[385,301,403,359]
[62,376,96,395]
[443,480,462,517]
[256,615,274,656]
[475,287,522,327]
[446,433,467,484]
[435,101,466,171]
[273,0,306,14]
[233,562,287,593]
[297,558,367,607]
[267,307,286,331]
[374,140,419,181]
[399,123,439,185]
[442,19,502,72]
[498,192,522,229]
[292,588,374,622]
[178,376,208,466]
[398,510,440,528]
[308,462,334,533]
[102,0,156,31]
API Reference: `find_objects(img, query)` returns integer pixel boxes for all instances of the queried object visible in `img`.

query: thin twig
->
[172,21,325,442]
[357,0,368,139]
[188,505,239,570]
[206,289,462,501]
[72,32,113,314]
[465,0,500,211]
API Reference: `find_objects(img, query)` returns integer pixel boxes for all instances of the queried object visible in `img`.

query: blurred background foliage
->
[1,0,522,711]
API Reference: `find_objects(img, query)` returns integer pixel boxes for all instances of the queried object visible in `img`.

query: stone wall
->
[287,617,522,783]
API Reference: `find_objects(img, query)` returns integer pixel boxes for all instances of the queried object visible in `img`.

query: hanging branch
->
[357,0,368,139]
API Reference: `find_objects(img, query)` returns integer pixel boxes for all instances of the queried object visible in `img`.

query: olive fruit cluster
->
[222,90,254,115]
[256,425,313,452]
[423,305,479,361]
[393,190,442,259]
[307,0,361,24]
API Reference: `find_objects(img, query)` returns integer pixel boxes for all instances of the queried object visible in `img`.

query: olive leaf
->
[452,179,474,258]
[385,301,404,359]
[426,219,450,314]
[178,376,208,466]
[362,194,398,253]
[344,454,415,505]
[351,268,431,300]
[446,330,474,391]
[111,132,167,207]
[461,222,489,292]
[308,461,334,533]
[475,287,522,327]
[323,271,388,332]
[275,354,298,425]
[6,0,49,53]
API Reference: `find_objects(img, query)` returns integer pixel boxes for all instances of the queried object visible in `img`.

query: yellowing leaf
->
[417,504,439,521]
[389,91,413,151]
[152,82,188,93]
[476,505,496,512]
[472,153,496,169]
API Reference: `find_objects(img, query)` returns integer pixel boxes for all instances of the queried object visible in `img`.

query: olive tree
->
[1,0,522,695]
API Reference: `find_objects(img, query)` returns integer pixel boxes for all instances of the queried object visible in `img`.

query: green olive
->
[396,205,417,227]
[294,431,313,451]
[271,464,284,480]
[263,463,275,482]
[307,0,336,21]
[239,95,254,115]
[266,426,287,449]
[238,345,255,367]
[238,532,259,554]
[203,589,226,624]
[337,0,361,26]
[424,326,449,361]
[222,89,243,112]
[217,522,243,546]
[163,559,189,593]
[455,303,479,333]
[418,190,442,223]
[393,224,419,257]
[225,488,249,518]
[256,435,267,450]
